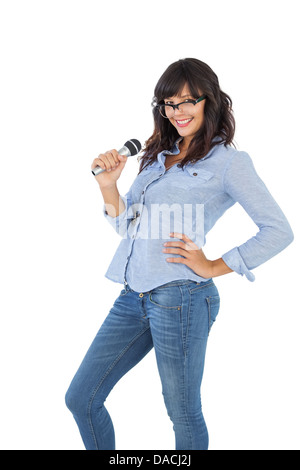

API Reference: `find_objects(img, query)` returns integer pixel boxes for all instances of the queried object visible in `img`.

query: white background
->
[0,0,299,450]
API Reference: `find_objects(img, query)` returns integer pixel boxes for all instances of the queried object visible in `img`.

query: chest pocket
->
[129,164,215,207]
[184,166,214,182]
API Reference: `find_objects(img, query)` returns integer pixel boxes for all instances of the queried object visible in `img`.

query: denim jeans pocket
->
[206,295,220,334]
[149,286,182,309]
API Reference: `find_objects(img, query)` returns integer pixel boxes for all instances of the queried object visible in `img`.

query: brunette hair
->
[138,58,235,174]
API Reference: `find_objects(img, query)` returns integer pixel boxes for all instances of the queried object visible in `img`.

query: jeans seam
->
[179,286,190,358]
[154,282,191,289]
[149,293,182,309]
[183,356,193,448]
[87,324,151,449]
[206,297,211,336]
[188,281,214,293]
[182,287,193,448]
[154,280,208,290]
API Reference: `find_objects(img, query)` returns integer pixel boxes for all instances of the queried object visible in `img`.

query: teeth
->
[176,118,193,124]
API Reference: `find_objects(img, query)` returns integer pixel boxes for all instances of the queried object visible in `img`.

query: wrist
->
[210,257,233,278]
[99,182,118,191]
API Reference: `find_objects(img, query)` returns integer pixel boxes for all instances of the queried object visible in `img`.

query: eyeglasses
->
[155,94,207,119]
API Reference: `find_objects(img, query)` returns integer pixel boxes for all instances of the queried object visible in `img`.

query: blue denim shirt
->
[103,139,293,292]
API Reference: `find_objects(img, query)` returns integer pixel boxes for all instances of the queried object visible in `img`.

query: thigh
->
[67,289,153,404]
[146,280,220,407]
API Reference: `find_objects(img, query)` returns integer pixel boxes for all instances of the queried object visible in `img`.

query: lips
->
[175,118,193,128]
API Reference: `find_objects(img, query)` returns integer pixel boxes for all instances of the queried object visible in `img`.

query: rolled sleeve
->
[222,247,255,282]
[222,151,294,281]
[103,192,135,237]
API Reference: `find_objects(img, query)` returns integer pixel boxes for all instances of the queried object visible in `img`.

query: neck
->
[179,138,191,153]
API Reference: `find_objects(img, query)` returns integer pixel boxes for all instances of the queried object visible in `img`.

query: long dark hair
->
[138,58,235,174]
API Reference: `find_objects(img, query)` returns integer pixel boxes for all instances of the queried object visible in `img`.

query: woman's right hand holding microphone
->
[91,150,128,188]
[91,150,128,218]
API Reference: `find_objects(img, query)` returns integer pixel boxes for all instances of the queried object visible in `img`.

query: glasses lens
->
[158,102,196,119]
[178,102,194,115]
[158,105,173,118]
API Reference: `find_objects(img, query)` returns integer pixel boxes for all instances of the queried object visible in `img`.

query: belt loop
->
[124,279,131,293]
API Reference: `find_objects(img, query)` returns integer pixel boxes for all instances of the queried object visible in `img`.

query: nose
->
[173,105,187,117]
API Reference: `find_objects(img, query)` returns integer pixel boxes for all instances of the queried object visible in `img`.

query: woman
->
[65,58,294,450]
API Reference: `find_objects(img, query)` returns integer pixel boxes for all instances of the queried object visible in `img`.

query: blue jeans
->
[65,278,220,450]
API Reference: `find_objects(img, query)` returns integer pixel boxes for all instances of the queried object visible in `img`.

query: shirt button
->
[193,172,198,176]
[142,191,145,194]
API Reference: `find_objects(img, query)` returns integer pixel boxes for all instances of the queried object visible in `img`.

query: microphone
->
[91,139,142,176]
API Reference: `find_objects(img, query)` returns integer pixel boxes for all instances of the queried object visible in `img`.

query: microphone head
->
[124,139,142,156]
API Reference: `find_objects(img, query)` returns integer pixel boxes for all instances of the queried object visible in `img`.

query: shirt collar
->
[156,136,222,168]
[157,137,182,167]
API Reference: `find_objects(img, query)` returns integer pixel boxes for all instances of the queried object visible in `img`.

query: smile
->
[175,118,193,127]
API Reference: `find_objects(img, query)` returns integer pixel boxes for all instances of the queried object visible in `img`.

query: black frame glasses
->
[154,94,207,119]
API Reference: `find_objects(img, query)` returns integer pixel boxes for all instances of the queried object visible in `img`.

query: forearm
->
[211,257,234,278]
[99,184,125,218]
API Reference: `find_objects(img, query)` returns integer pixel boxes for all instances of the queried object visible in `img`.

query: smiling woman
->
[66,57,294,452]
[162,86,206,142]
[139,58,235,173]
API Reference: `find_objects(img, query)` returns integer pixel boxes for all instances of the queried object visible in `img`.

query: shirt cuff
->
[222,247,255,282]
[103,195,134,236]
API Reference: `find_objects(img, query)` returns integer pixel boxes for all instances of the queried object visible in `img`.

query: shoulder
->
[196,143,252,172]
[194,144,256,190]
[212,143,250,160]
[211,144,254,172]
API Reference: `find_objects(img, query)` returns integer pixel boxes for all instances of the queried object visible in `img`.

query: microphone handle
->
[91,146,130,176]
